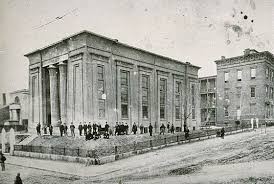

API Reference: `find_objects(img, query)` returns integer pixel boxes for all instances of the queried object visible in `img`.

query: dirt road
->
[1,127,274,184]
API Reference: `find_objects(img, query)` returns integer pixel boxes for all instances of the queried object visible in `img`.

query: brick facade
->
[215,49,274,126]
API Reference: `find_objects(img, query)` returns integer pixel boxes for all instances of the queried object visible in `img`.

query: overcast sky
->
[0,0,273,93]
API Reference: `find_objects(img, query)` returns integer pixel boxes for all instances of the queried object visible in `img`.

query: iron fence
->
[14,125,251,159]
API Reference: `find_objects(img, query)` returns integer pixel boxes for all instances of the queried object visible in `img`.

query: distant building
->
[215,49,274,126]
[24,30,201,133]
[0,89,29,131]
[199,75,217,126]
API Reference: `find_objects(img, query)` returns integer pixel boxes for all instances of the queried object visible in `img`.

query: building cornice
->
[214,51,274,67]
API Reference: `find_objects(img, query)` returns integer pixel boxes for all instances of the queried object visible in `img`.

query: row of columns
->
[48,61,67,127]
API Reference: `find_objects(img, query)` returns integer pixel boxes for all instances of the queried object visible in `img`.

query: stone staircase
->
[18,134,38,145]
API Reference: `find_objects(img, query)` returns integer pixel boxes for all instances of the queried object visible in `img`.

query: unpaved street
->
[1,127,274,184]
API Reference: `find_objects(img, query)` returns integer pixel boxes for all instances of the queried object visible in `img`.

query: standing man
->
[92,122,97,134]
[160,123,166,135]
[59,123,64,137]
[132,122,137,134]
[83,122,88,136]
[49,124,53,136]
[88,122,92,133]
[64,123,68,136]
[70,122,75,137]
[167,122,170,133]
[36,122,41,136]
[170,123,175,134]
[0,152,6,171]
[140,124,144,134]
[78,122,83,136]
[115,122,119,136]
[105,122,109,134]
[149,123,153,136]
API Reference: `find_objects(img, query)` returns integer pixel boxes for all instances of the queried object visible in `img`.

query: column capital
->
[48,64,57,69]
[58,61,67,66]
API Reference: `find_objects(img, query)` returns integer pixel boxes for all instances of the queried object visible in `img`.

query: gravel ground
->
[1,127,274,184]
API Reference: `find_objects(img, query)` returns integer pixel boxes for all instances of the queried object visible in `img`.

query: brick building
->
[199,75,217,126]
[24,30,201,133]
[215,49,274,126]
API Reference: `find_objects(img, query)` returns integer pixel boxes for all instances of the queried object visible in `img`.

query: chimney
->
[221,56,225,60]
[244,48,250,55]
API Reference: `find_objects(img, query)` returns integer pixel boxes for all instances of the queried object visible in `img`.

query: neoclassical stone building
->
[25,30,200,133]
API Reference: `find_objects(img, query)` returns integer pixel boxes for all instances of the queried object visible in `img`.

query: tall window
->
[251,87,256,97]
[175,81,181,120]
[224,72,229,83]
[191,84,196,119]
[121,70,129,119]
[271,87,273,99]
[251,68,256,79]
[237,70,242,81]
[266,67,269,79]
[271,70,274,81]
[160,78,167,119]
[224,88,229,99]
[142,75,149,119]
[97,65,105,118]
[224,107,229,117]
[236,87,241,98]
[266,85,269,97]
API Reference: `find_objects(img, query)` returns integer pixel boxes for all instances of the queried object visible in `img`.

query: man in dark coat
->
[221,127,225,139]
[0,152,6,171]
[88,122,92,133]
[140,124,144,134]
[170,123,175,134]
[78,122,83,136]
[36,122,41,136]
[59,123,64,137]
[120,122,125,135]
[64,123,68,136]
[132,122,137,134]
[115,122,119,136]
[14,173,23,184]
[149,123,153,136]
[49,125,53,136]
[92,123,97,134]
[160,123,166,135]
[83,122,88,136]
[105,122,109,133]
[85,131,93,141]
[167,122,170,133]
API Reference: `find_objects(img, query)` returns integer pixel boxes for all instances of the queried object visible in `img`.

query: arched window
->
[15,96,20,104]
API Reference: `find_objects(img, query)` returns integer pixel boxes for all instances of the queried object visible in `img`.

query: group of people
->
[36,121,186,139]
[159,122,175,135]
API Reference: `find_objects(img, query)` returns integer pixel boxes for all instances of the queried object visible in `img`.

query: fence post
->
[63,147,66,155]
[177,135,179,142]
[77,148,80,157]
[150,140,153,148]
[114,146,118,160]
[164,137,167,145]
[51,146,53,154]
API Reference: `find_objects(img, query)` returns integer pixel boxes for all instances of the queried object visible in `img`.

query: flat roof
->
[198,75,217,80]
[24,30,200,69]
